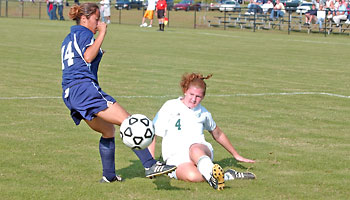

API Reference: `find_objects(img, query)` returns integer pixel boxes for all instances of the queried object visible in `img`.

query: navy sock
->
[99,137,116,181]
[133,148,156,168]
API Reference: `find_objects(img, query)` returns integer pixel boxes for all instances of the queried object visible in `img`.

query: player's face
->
[182,86,204,109]
[84,10,100,34]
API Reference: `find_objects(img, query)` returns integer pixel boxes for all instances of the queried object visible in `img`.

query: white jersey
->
[56,0,63,6]
[147,0,156,11]
[153,97,216,164]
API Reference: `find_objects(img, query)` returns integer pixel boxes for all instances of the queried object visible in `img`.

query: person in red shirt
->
[156,0,167,31]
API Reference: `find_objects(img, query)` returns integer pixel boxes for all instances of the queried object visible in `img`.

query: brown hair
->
[68,3,99,25]
[180,73,212,96]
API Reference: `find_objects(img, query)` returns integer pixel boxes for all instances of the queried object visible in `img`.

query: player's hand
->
[235,155,255,163]
[97,21,107,35]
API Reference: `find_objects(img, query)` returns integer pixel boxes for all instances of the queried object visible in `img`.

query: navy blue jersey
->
[61,25,103,89]
[307,9,317,15]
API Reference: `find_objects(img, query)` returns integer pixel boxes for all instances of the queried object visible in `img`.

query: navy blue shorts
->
[62,81,116,125]
[157,10,165,19]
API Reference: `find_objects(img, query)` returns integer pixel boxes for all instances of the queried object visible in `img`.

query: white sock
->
[196,155,214,182]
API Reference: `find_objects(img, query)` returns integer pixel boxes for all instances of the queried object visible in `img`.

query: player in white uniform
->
[153,97,216,166]
[150,73,256,190]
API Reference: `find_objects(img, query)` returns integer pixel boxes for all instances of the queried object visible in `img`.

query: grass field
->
[1,17,350,199]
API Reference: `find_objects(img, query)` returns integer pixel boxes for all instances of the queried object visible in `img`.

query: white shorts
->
[165,141,214,179]
[104,7,111,17]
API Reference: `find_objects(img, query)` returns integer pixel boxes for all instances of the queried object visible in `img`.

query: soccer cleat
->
[208,164,225,191]
[99,175,124,183]
[147,25,152,28]
[224,169,256,180]
[145,161,177,178]
[140,23,147,27]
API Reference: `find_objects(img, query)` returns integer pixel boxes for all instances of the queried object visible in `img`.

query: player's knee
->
[95,124,115,138]
[189,143,202,153]
[185,171,203,182]
[189,144,209,156]
[102,126,115,138]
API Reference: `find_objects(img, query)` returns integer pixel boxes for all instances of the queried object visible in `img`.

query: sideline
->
[198,32,350,46]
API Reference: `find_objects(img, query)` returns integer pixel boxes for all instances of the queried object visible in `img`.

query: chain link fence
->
[1,0,348,36]
[0,0,216,28]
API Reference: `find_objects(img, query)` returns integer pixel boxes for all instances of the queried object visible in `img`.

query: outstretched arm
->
[210,126,255,163]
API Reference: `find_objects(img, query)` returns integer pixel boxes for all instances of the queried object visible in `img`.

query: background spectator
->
[316,4,326,30]
[261,0,274,14]
[312,0,320,9]
[325,0,335,19]
[140,0,156,27]
[345,2,350,24]
[46,0,52,19]
[103,0,111,24]
[270,0,285,20]
[332,0,347,26]
[99,0,105,23]
[57,0,65,20]
[49,0,57,20]
[246,0,265,15]
[305,4,317,25]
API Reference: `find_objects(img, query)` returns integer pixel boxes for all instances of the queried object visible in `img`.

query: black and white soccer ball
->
[119,114,155,150]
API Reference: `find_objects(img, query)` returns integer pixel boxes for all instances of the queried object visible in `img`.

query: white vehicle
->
[296,2,313,14]
[219,0,241,12]
[210,0,225,11]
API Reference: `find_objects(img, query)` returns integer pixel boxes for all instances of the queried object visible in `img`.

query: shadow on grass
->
[116,160,146,180]
[152,176,189,191]
[116,158,253,190]
[116,160,189,190]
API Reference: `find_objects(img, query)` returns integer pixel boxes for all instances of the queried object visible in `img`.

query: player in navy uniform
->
[60,3,176,183]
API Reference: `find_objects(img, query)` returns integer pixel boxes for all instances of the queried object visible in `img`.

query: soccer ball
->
[119,114,155,150]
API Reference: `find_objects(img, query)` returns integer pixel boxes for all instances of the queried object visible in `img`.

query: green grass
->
[0,18,350,199]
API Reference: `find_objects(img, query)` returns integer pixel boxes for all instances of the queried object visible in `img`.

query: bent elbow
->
[84,56,93,63]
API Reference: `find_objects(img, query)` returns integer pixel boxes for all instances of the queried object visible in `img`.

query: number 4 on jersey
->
[175,119,181,130]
